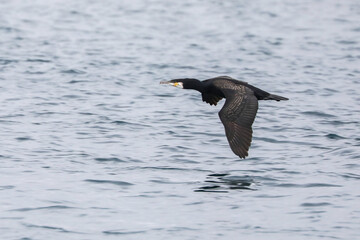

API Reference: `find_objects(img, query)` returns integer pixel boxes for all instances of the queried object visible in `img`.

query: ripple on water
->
[111,120,150,128]
[0,185,15,190]
[320,120,359,126]
[325,133,346,140]
[301,111,337,118]
[67,79,90,84]
[22,223,78,233]
[60,69,86,74]
[94,157,127,163]
[103,230,147,235]
[10,205,75,212]
[339,173,360,180]
[301,202,332,207]
[15,137,33,141]
[84,179,134,186]
[0,58,19,65]
[26,58,51,63]
[273,183,342,188]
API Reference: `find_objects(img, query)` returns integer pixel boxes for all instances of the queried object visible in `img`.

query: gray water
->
[1,0,360,239]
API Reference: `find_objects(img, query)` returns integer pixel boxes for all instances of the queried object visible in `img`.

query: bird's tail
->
[264,94,289,101]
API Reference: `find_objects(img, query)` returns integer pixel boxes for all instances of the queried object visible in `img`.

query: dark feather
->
[161,75,288,158]
[218,87,258,158]
[202,93,223,106]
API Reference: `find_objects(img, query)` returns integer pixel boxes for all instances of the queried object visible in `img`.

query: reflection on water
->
[196,173,255,192]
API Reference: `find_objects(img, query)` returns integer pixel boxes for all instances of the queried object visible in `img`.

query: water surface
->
[1,0,359,239]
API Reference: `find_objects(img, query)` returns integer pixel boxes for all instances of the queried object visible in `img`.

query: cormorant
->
[160,76,288,158]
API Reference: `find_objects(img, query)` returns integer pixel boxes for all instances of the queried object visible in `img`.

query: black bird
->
[160,76,288,158]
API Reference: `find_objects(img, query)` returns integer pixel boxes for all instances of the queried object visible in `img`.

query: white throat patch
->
[173,82,184,88]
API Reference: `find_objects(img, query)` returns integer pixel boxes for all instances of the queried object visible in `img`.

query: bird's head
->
[160,79,185,89]
[160,78,202,90]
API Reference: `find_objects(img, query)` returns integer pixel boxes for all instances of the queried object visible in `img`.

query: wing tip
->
[235,149,249,159]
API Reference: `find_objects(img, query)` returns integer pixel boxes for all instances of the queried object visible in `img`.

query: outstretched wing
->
[218,87,258,158]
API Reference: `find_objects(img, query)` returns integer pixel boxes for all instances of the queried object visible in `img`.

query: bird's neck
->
[186,79,205,93]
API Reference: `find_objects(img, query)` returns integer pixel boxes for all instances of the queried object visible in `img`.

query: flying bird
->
[160,76,288,158]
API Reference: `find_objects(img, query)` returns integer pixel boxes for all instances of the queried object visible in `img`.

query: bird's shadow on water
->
[195,173,257,193]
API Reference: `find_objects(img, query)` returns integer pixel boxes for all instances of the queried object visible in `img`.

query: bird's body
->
[160,76,288,158]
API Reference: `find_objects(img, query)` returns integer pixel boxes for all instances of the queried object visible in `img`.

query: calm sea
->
[1,0,359,239]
